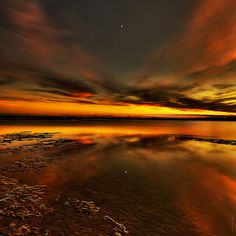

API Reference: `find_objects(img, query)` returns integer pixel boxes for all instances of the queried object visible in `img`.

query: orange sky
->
[0,0,235,117]
[0,99,232,117]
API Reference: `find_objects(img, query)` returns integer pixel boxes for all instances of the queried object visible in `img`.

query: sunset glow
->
[0,0,235,117]
[1,1,236,235]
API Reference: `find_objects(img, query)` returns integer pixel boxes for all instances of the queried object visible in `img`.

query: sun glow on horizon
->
[0,100,232,117]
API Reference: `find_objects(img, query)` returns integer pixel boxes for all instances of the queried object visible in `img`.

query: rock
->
[104,215,129,235]
[44,229,50,236]
[114,232,122,236]
[65,198,100,214]
[9,222,17,228]
[15,224,31,235]
[0,175,50,219]
[177,135,236,146]
[0,131,57,144]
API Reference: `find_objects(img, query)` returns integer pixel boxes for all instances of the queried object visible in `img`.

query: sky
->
[0,0,236,117]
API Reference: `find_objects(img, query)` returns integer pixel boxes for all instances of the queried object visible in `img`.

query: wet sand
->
[1,121,236,235]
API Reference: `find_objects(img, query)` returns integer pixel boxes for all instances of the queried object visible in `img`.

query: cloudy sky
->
[0,0,236,116]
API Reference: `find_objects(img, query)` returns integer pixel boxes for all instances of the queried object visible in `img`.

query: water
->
[1,120,236,235]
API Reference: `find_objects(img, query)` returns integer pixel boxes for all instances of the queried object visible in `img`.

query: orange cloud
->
[1,0,235,115]
[124,0,236,114]
[72,92,94,99]
[178,0,236,72]
[140,0,236,77]
[2,0,110,85]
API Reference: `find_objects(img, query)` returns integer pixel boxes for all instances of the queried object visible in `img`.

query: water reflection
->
[1,120,236,138]
[1,121,236,235]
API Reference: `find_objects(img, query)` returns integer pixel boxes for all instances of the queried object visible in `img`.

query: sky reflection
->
[12,129,236,235]
[1,122,236,235]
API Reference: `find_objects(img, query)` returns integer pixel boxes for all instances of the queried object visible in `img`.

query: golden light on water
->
[1,121,236,139]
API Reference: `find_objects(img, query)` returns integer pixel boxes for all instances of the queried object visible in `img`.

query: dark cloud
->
[0,95,43,103]
[0,0,112,83]
[43,0,197,75]
[0,76,15,85]
[37,75,95,94]
[214,84,234,90]
[143,0,236,75]
[25,88,71,97]
[0,0,236,115]
[119,0,236,114]
[187,59,236,81]
[106,84,236,113]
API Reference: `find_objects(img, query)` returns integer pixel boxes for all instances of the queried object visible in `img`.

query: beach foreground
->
[0,121,236,235]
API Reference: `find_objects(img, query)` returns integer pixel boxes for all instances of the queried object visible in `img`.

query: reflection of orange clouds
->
[69,152,103,181]
[38,165,63,187]
[180,198,216,235]
[176,165,236,235]
[74,137,95,145]
[219,174,236,204]
[1,121,236,139]
[51,152,102,184]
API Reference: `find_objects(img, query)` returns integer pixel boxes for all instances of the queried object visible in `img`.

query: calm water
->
[1,120,236,235]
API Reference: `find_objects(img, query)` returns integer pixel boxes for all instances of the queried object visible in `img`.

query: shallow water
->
[1,120,236,139]
[1,120,236,235]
